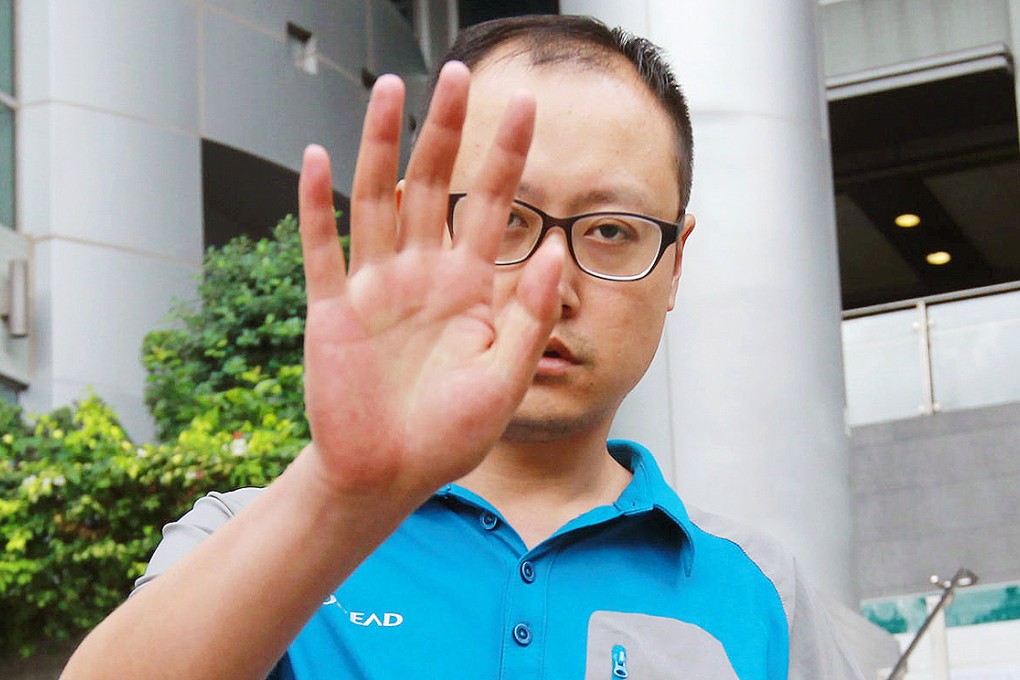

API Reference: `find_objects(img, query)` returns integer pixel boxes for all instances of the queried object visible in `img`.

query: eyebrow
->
[516,181,658,215]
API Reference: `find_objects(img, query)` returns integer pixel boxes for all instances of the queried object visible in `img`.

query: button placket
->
[496,536,550,677]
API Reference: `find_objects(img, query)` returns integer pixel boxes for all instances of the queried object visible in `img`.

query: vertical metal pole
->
[926,593,952,680]
[915,301,937,415]
[887,570,976,680]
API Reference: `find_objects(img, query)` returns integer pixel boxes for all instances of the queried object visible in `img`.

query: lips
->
[542,338,576,363]
[535,338,579,377]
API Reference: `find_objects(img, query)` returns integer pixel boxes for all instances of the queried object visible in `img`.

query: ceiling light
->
[926,251,951,265]
[895,213,921,228]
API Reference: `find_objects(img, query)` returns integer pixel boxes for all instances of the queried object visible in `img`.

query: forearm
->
[60,446,426,680]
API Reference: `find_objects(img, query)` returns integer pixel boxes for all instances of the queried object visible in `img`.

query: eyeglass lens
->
[450,200,664,279]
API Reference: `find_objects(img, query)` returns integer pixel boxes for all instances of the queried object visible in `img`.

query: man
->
[61,15,863,680]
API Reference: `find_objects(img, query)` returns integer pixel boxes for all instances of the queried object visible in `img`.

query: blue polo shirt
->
[270,440,790,679]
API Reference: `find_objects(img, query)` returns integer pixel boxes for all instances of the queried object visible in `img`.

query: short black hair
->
[428,14,694,212]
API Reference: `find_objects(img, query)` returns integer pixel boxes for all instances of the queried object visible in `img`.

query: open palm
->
[298,63,563,502]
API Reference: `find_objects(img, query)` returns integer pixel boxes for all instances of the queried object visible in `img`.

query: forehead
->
[453,52,680,215]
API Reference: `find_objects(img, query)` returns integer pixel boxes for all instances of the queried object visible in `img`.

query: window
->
[1,0,14,230]
[0,0,11,94]
[0,377,16,404]
[0,105,12,230]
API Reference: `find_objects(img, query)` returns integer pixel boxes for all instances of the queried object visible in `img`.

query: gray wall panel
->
[821,0,1012,76]
[852,402,1020,598]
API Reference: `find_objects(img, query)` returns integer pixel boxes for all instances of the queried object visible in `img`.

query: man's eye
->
[586,221,638,242]
[506,212,530,230]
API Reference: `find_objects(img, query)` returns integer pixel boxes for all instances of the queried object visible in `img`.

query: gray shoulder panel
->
[685,506,797,623]
[685,506,866,680]
[132,487,265,592]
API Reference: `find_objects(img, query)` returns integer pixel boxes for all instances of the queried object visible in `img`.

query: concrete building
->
[1,1,1018,677]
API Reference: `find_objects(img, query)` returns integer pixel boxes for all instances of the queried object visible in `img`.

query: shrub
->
[142,214,347,441]
[2,212,346,655]
[0,389,303,656]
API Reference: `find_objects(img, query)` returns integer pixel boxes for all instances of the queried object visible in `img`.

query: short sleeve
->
[785,559,867,680]
[132,487,264,592]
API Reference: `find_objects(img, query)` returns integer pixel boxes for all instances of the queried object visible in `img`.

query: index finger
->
[299,145,345,304]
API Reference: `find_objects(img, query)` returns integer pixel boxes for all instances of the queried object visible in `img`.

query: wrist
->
[283,444,431,539]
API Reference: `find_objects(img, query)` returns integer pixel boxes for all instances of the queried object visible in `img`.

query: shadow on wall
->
[203,139,351,250]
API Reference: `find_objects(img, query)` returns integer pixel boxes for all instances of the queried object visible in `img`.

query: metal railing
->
[843,281,1020,426]
[885,568,979,680]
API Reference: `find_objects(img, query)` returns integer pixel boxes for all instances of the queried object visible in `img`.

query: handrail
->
[886,568,978,680]
[843,280,1020,320]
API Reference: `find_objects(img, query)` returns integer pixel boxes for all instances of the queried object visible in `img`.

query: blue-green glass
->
[0,104,11,228]
[947,584,1020,626]
[862,582,1020,634]
[0,378,17,404]
[861,596,925,634]
[0,0,12,94]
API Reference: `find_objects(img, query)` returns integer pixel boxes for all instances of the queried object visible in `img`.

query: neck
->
[456,427,632,549]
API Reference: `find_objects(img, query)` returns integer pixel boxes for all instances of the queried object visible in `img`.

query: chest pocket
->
[585,611,740,680]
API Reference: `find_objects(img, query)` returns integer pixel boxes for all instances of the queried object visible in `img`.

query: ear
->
[667,213,696,311]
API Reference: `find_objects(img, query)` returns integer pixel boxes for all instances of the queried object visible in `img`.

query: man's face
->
[450,53,695,442]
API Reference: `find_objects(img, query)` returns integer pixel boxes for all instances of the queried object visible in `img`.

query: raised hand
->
[298,62,564,503]
[57,60,565,680]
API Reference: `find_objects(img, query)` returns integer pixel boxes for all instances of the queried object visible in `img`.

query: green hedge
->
[0,384,305,656]
[1,214,347,656]
[143,216,340,441]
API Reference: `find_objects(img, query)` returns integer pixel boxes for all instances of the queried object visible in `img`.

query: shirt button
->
[480,512,498,530]
[512,623,532,646]
[520,560,536,583]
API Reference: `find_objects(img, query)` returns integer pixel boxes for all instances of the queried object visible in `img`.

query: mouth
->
[535,338,578,377]
[542,338,576,363]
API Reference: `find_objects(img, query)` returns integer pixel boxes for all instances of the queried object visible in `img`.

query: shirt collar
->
[608,439,696,575]
[436,440,696,575]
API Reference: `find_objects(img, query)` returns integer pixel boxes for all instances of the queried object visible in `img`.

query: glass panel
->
[842,307,925,426]
[0,104,11,228]
[863,582,1020,634]
[929,289,1020,411]
[0,0,11,94]
[0,377,16,404]
[860,595,926,634]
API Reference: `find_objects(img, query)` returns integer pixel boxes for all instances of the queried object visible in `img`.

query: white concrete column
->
[16,0,204,440]
[1009,0,1020,157]
[569,0,856,602]
[13,0,425,441]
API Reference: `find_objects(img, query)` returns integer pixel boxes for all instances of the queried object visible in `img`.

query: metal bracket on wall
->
[0,258,29,338]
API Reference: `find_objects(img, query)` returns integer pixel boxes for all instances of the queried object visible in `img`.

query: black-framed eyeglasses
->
[446,193,682,282]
